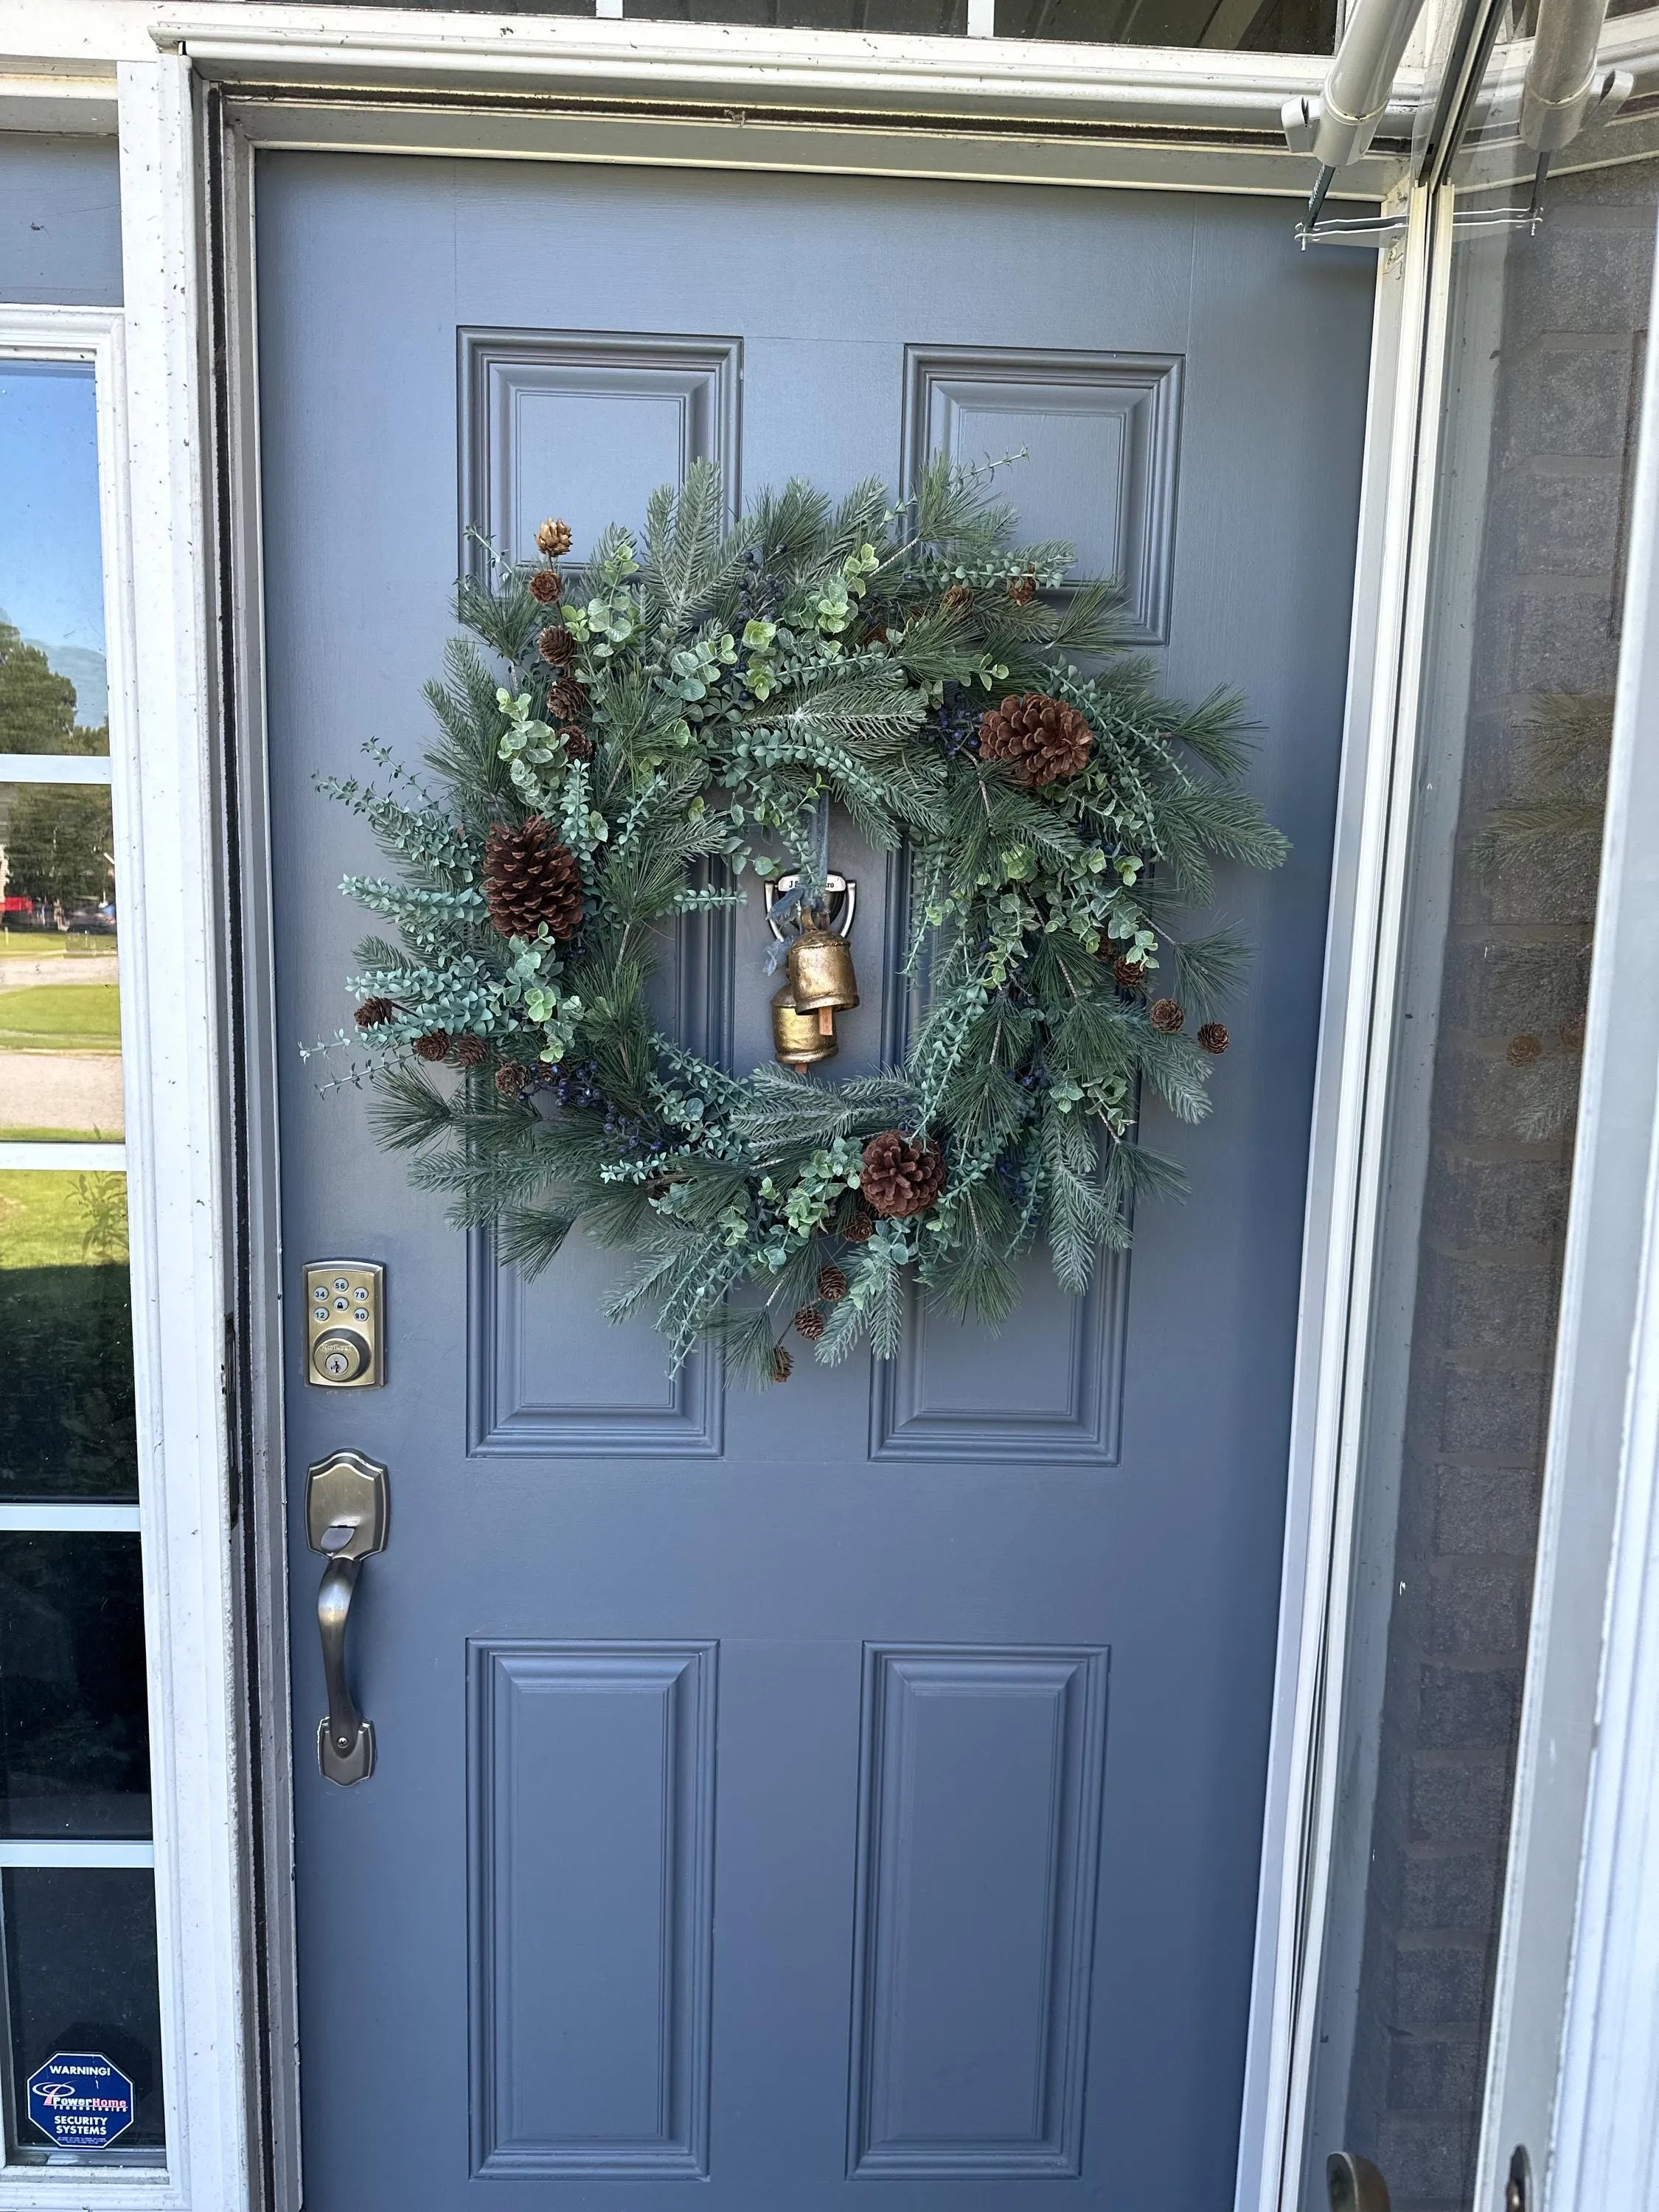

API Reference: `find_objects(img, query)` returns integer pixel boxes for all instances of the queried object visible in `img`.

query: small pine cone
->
[414,1030,451,1062]
[771,1343,794,1383]
[1008,572,1039,605]
[942,582,973,614]
[1197,1022,1230,1056]
[549,675,591,725]
[528,568,562,606]
[495,1062,529,1099]
[860,1131,947,1220]
[355,995,395,1029]
[976,692,1093,788]
[535,518,573,558]
[483,816,585,941]
[1112,955,1146,992]
[841,1205,874,1245]
[817,1264,848,1304]
[538,625,577,667]
[1506,1032,1543,1065]
[454,1035,487,1069]
[1149,998,1185,1034]
[562,728,594,763]
[794,1305,826,1342]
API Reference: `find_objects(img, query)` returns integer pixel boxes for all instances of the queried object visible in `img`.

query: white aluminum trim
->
[0,1842,156,1870]
[0,0,1418,138]
[1471,198,1659,2212]
[109,56,250,2212]
[0,757,114,785]
[1234,183,1456,2212]
[0,1144,125,1169]
[0,1504,142,1531]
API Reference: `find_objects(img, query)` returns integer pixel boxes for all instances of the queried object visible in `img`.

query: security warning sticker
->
[25,2053,135,2149]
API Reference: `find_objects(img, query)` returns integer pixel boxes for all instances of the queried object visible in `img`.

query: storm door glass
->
[0,355,164,2165]
[1298,157,1659,2212]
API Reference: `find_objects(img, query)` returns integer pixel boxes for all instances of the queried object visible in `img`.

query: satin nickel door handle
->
[305,1450,389,1786]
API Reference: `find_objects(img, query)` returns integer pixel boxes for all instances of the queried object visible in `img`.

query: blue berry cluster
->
[933,682,984,760]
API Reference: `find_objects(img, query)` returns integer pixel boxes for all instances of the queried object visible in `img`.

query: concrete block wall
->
[1342,163,1658,2212]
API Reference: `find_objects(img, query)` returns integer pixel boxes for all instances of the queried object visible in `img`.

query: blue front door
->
[260,151,1373,2210]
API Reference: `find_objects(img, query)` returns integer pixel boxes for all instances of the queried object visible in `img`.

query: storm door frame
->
[10,6,1659,2208]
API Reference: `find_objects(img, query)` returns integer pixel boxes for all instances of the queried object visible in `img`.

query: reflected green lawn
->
[0,1171,128,1268]
[0,984,120,1052]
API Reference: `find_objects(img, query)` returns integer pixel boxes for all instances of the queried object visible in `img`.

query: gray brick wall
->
[1341,164,1658,2212]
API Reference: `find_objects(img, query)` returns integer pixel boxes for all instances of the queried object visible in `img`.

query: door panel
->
[257,152,1373,2212]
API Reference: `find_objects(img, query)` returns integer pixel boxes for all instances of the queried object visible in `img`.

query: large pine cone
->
[860,1132,947,1219]
[976,693,1093,787]
[483,817,585,941]
[549,675,591,726]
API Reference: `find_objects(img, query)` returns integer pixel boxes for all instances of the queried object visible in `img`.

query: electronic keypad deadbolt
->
[305,1260,385,1387]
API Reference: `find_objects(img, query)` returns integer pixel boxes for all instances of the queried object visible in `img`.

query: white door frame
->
[7,9,1659,2211]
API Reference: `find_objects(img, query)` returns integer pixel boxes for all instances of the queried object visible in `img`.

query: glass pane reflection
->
[0,781,119,1144]
[0,364,108,758]
[0,1170,136,1500]
[4,1868,164,2161]
[0,1533,150,1839]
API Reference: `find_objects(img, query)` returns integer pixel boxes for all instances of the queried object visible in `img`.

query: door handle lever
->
[305,1450,389,1785]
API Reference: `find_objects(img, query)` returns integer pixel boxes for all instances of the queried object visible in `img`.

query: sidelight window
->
[0,349,164,2169]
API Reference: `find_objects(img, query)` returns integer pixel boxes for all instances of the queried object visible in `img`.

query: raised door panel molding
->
[470,1642,717,2177]
[459,327,742,568]
[460,333,737,1455]
[468,1226,723,1458]
[870,1256,1127,1465]
[848,1645,1110,2177]
[901,344,1183,645]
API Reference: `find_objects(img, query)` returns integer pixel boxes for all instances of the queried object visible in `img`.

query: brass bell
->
[788,924,860,1039]
[771,984,838,1069]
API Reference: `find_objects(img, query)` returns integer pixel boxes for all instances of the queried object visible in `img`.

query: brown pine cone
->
[817,1264,848,1304]
[535,518,573,558]
[528,568,562,606]
[942,582,973,614]
[495,1062,529,1099]
[840,1203,874,1245]
[414,1030,451,1062]
[538,625,577,667]
[861,1131,947,1219]
[1008,572,1039,605]
[454,1035,487,1069]
[562,728,594,763]
[483,817,585,941]
[976,692,1093,788]
[549,675,591,725]
[1149,998,1185,1034]
[1197,1022,1230,1056]
[355,995,395,1029]
[1112,955,1146,992]
[794,1305,825,1342]
[771,1343,793,1383]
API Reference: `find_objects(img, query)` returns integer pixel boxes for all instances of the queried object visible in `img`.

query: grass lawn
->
[0,933,114,959]
[0,1170,129,1268]
[0,984,121,1052]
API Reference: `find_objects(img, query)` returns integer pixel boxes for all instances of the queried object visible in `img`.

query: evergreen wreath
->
[313,460,1287,1382]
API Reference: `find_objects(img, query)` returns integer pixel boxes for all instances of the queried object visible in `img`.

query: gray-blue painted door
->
[260,152,1371,2211]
